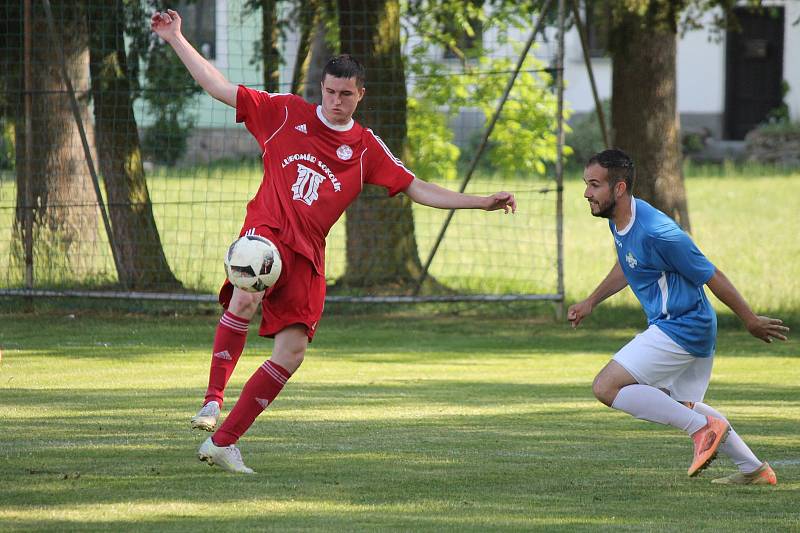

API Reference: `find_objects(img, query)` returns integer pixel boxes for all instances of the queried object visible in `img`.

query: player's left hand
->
[150,9,182,42]
[746,315,790,343]
[485,192,516,213]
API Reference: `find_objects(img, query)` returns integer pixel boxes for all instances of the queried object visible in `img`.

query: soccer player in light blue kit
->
[569,149,789,484]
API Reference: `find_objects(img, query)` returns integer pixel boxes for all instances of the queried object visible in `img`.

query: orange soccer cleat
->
[712,462,777,485]
[688,415,730,477]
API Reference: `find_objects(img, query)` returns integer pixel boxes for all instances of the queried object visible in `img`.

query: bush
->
[406,98,460,181]
[0,119,15,170]
[565,100,610,169]
[744,121,800,167]
[142,113,194,167]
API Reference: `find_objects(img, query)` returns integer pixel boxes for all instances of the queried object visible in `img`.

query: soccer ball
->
[224,235,282,292]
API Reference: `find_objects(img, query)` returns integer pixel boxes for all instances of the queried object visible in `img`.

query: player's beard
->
[591,196,616,219]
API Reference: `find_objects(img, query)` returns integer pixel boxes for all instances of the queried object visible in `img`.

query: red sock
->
[212,360,291,446]
[204,311,250,407]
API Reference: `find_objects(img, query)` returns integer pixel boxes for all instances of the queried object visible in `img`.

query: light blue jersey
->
[610,198,717,357]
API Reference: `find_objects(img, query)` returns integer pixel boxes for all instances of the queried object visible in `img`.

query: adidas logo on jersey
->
[255,398,270,409]
[294,123,307,134]
[213,350,233,360]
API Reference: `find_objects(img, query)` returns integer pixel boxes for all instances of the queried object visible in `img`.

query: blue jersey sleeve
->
[648,228,716,286]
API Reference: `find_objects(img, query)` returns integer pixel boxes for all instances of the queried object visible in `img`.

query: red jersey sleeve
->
[235,85,296,144]
[363,129,416,196]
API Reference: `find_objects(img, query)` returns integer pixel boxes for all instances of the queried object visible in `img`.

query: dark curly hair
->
[586,149,635,193]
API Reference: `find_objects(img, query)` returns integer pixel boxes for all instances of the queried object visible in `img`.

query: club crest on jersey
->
[336,144,353,160]
[626,251,638,269]
[291,163,327,206]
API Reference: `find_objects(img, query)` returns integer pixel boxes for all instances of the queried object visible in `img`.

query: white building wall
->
[559,12,726,119]
[676,12,726,115]
[784,2,800,121]
[555,2,800,135]
[560,29,612,116]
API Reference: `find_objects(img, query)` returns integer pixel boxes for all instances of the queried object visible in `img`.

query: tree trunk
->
[290,0,319,95]
[609,2,691,230]
[86,0,182,290]
[261,0,281,92]
[304,2,336,103]
[13,1,99,279]
[337,0,424,289]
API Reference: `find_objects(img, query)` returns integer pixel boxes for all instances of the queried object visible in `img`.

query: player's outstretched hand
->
[151,9,182,42]
[485,192,516,213]
[567,300,593,328]
[746,315,790,343]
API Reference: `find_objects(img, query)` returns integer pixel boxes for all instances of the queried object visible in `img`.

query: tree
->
[245,0,281,92]
[7,1,100,279]
[337,0,426,289]
[289,0,321,94]
[608,1,690,229]
[86,0,181,289]
[303,2,337,103]
[607,0,767,231]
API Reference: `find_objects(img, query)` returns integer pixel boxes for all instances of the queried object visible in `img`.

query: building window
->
[176,0,217,60]
[584,0,611,57]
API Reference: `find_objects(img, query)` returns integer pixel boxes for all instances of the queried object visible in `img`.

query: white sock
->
[692,402,762,473]
[611,384,707,435]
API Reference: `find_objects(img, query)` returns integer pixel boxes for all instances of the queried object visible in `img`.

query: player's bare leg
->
[594,361,728,476]
[199,325,307,473]
[192,288,263,431]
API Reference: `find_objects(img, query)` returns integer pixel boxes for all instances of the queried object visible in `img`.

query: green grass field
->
[1,163,799,530]
[0,311,798,531]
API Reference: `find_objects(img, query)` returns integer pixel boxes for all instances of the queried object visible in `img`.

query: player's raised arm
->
[403,177,516,213]
[568,261,628,328]
[706,268,789,343]
[150,10,237,107]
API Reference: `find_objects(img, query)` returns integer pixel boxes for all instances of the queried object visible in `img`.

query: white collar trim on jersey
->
[316,105,354,132]
[616,196,636,235]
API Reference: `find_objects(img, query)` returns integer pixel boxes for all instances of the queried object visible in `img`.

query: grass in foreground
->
[0,312,798,531]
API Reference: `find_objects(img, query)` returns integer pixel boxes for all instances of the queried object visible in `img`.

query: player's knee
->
[228,290,262,318]
[273,346,305,372]
[592,375,615,407]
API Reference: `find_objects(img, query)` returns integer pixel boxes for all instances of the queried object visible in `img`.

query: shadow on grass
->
[2,380,798,531]
[3,311,795,361]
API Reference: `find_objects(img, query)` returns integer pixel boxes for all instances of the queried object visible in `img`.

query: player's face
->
[583,164,617,219]
[320,75,365,125]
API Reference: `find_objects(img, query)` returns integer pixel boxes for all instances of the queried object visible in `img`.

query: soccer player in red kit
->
[152,10,517,473]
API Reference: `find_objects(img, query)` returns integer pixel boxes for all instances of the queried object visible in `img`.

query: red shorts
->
[219,225,326,341]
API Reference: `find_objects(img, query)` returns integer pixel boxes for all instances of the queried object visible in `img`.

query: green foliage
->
[405,1,565,178]
[405,98,460,181]
[564,100,610,168]
[756,121,800,135]
[0,118,14,170]
[475,57,570,175]
[763,79,791,125]
[142,111,195,166]
[103,1,203,166]
[681,130,707,154]
[141,44,201,165]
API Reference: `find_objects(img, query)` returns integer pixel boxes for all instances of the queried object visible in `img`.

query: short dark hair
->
[322,54,366,88]
[586,149,635,193]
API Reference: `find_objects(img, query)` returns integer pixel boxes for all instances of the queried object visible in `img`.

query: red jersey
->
[235,85,415,274]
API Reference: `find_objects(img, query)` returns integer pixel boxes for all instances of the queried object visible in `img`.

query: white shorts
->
[612,325,714,403]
